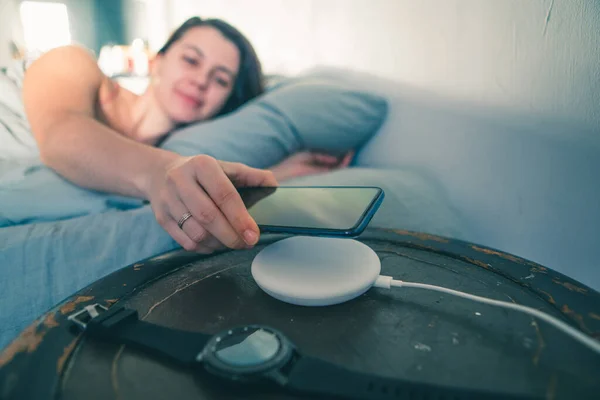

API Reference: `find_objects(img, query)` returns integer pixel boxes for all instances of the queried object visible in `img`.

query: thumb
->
[220,161,279,187]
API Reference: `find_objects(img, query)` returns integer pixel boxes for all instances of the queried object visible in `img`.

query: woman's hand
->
[270,151,354,182]
[146,155,278,254]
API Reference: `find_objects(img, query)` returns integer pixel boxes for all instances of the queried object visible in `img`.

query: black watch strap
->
[70,304,211,365]
[69,305,534,400]
[286,355,529,400]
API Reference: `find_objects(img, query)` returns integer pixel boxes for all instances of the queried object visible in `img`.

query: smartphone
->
[237,186,385,237]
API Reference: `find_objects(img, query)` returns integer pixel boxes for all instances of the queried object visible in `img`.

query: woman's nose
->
[191,70,210,90]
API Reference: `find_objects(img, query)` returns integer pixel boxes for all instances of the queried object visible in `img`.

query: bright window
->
[20,1,71,54]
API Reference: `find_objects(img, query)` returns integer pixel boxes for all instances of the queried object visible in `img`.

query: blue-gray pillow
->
[160,78,388,169]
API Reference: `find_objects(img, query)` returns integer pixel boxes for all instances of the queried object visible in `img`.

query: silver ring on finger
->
[177,212,193,230]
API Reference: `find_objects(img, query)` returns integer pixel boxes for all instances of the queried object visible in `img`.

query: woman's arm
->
[23,45,276,253]
[23,45,175,198]
[270,151,354,182]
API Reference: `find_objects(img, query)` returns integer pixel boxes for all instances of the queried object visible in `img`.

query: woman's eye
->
[215,77,230,87]
[183,56,198,66]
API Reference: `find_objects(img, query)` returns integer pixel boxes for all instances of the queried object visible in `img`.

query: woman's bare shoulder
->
[22,45,111,134]
[28,44,99,68]
[24,44,105,90]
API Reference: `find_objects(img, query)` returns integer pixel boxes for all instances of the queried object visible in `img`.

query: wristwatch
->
[67,304,529,400]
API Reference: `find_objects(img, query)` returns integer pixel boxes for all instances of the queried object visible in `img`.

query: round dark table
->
[1,229,599,400]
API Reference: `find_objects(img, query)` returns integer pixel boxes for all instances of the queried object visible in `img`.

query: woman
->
[22,17,350,254]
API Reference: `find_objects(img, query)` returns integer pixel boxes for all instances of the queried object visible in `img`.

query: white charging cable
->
[374,275,600,356]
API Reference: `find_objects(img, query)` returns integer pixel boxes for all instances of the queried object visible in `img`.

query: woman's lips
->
[175,90,203,108]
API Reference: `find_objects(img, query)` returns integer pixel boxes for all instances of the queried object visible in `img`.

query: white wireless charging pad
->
[251,236,381,306]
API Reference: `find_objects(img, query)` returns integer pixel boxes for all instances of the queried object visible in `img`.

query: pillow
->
[0,77,388,226]
[160,78,388,169]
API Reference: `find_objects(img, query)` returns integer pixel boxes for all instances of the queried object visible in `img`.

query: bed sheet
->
[0,205,177,349]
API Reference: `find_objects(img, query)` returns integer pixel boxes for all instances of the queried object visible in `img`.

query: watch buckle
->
[67,303,108,330]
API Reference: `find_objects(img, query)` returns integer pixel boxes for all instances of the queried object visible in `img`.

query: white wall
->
[144,0,172,51]
[165,0,600,130]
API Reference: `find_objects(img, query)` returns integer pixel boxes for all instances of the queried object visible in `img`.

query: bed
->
[1,61,470,349]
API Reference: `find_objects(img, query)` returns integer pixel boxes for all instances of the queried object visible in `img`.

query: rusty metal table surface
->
[1,229,599,400]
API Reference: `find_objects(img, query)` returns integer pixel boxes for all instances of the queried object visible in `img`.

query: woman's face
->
[152,26,240,124]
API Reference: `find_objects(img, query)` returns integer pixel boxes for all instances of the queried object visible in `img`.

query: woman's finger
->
[308,165,338,174]
[166,192,214,246]
[192,159,262,247]
[156,180,219,254]
[161,218,213,254]
[339,151,354,167]
[173,158,248,249]
[311,153,340,165]
[182,182,246,249]
[203,235,226,251]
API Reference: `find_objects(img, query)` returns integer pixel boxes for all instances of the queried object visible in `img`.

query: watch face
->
[200,325,295,380]
[214,327,280,367]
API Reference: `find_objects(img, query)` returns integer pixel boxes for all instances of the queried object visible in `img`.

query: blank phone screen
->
[238,187,382,231]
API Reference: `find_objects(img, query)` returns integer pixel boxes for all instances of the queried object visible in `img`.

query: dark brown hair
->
[157,17,264,118]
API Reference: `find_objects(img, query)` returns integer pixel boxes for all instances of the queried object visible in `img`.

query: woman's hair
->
[157,16,264,118]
